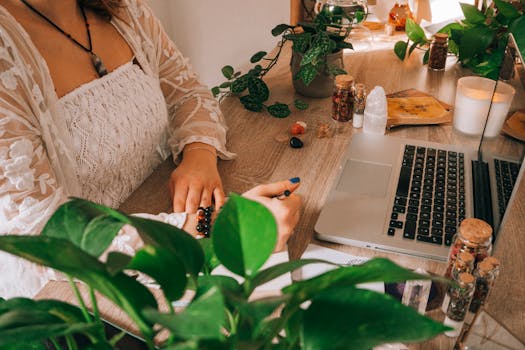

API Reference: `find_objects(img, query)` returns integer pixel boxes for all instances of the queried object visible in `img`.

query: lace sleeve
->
[125,0,236,161]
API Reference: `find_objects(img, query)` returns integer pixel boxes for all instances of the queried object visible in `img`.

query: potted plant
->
[0,196,450,349]
[394,0,525,80]
[212,10,354,118]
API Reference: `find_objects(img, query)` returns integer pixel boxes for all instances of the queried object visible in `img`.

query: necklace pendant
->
[91,54,108,77]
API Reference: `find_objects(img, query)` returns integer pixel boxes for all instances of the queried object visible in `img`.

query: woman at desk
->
[0,0,301,298]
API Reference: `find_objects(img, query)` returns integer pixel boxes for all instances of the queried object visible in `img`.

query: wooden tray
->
[386,89,453,128]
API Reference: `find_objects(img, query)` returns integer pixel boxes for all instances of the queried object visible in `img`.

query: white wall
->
[148,0,290,87]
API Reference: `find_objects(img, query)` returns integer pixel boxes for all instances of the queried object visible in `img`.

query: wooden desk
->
[40,42,525,348]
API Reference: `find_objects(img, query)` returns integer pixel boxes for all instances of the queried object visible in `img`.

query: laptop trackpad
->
[336,159,392,197]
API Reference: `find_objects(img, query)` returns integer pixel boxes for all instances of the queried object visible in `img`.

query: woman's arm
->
[125,0,235,213]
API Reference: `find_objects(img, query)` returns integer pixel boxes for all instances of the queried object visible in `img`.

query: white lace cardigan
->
[0,0,234,297]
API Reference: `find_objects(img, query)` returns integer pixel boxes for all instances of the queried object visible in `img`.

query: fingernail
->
[289,177,300,184]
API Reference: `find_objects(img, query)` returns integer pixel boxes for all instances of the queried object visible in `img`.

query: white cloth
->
[0,0,234,298]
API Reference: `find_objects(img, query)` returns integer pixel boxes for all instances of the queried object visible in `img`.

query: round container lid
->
[459,218,493,244]
[478,260,494,273]
[335,74,354,88]
[434,33,449,41]
[458,251,474,263]
[459,272,475,284]
[483,256,500,268]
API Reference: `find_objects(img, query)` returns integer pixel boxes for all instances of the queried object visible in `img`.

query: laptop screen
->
[476,34,525,239]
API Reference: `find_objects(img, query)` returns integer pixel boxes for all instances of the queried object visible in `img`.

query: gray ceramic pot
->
[290,49,344,98]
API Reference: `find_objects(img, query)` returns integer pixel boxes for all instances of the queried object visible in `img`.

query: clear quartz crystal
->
[363,86,387,134]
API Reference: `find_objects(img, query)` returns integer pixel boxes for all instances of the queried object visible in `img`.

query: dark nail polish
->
[289,177,300,184]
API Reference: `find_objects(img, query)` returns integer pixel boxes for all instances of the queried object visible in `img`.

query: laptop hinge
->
[471,160,494,231]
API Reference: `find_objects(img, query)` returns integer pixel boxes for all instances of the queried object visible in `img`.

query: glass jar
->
[444,272,476,337]
[332,74,354,122]
[469,258,500,313]
[444,218,493,279]
[428,33,449,71]
[442,251,474,313]
[316,0,369,26]
[353,83,366,128]
[388,0,414,31]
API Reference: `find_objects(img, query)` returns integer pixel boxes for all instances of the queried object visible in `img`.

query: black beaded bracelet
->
[196,205,214,238]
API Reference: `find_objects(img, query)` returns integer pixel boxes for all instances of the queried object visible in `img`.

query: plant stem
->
[49,338,62,350]
[65,335,78,350]
[67,275,91,323]
[226,309,237,335]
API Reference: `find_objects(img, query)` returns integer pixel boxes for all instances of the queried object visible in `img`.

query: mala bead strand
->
[196,205,214,238]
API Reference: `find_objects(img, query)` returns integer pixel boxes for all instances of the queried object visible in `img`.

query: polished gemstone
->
[290,137,303,148]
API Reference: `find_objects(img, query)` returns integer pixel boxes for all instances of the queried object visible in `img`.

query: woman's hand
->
[242,178,302,251]
[169,143,225,213]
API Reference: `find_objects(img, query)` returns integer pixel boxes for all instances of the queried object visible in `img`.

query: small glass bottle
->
[442,251,475,313]
[388,0,414,31]
[444,218,493,279]
[444,272,476,337]
[469,258,500,314]
[332,74,354,122]
[428,33,449,71]
[352,83,366,128]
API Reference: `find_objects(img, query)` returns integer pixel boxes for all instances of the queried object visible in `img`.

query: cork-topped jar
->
[445,218,493,278]
[332,74,354,122]
[428,33,448,71]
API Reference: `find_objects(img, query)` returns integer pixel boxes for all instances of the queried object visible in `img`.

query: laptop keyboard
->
[388,145,466,246]
[494,159,520,218]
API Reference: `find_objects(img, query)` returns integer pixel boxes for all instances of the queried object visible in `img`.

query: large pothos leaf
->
[212,194,277,277]
[295,64,319,86]
[301,287,450,350]
[405,18,427,44]
[459,25,495,61]
[0,236,156,339]
[143,287,225,341]
[283,258,443,299]
[460,3,486,24]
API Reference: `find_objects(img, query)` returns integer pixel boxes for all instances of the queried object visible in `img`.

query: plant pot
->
[290,49,344,98]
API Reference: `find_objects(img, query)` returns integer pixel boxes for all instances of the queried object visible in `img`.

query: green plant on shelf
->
[212,10,353,118]
[0,196,451,350]
[394,0,525,79]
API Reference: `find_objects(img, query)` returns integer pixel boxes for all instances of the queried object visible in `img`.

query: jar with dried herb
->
[442,251,475,313]
[428,33,449,71]
[444,218,493,279]
[353,83,366,128]
[444,272,476,337]
[469,257,500,313]
[332,74,354,122]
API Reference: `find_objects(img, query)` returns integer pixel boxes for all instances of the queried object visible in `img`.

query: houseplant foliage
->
[211,10,353,118]
[394,0,525,79]
[0,196,450,350]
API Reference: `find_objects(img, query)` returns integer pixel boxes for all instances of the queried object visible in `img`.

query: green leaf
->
[231,75,250,94]
[271,24,292,37]
[221,66,234,79]
[301,46,323,66]
[128,216,204,278]
[423,49,430,65]
[327,65,347,77]
[41,199,126,258]
[106,252,132,276]
[494,0,521,19]
[198,239,221,274]
[219,82,231,89]
[283,258,443,298]
[248,78,270,102]
[239,95,264,112]
[0,322,99,347]
[143,287,225,340]
[212,194,277,277]
[301,287,450,349]
[405,18,427,44]
[250,51,267,63]
[196,275,242,299]
[394,41,408,60]
[336,41,353,51]
[295,64,318,86]
[248,259,336,293]
[460,3,486,24]
[285,32,312,53]
[437,22,464,37]
[0,236,157,339]
[510,15,525,60]
[0,298,87,325]
[294,99,309,110]
[409,41,419,56]
[127,245,188,302]
[211,86,220,97]
[459,25,495,61]
[267,102,291,118]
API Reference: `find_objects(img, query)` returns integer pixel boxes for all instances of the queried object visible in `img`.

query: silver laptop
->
[315,34,525,261]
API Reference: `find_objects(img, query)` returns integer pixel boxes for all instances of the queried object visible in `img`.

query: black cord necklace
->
[20,0,108,77]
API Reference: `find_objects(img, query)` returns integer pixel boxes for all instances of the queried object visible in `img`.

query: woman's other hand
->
[242,178,302,251]
[169,143,225,213]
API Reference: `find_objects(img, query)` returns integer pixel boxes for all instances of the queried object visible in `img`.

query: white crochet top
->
[60,61,169,208]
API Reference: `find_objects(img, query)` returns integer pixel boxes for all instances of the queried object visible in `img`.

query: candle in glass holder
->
[453,77,515,137]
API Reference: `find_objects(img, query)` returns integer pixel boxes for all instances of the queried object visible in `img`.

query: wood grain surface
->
[40,41,525,349]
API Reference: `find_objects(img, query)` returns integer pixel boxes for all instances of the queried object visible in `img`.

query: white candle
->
[453,77,515,137]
